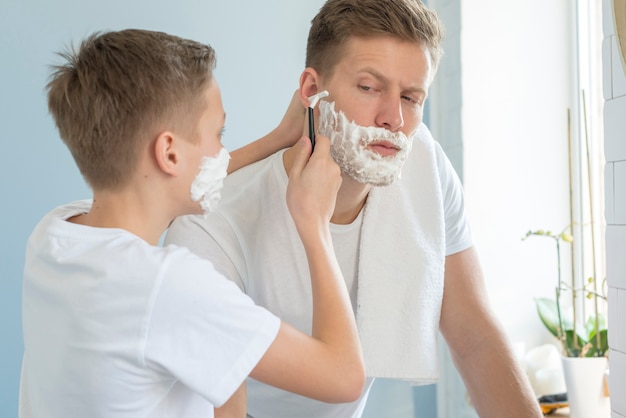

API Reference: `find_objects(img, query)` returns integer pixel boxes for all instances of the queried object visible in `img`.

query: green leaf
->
[563,329,587,357]
[584,313,607,336]
[584,314,608,357]
[585,329,608,357]
[534,298,560,337]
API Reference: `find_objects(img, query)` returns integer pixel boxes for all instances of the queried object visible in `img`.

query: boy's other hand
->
[275,89,307,149]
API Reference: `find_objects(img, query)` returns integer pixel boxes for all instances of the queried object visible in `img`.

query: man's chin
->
[344,170,401,187]
[367,177,400,187]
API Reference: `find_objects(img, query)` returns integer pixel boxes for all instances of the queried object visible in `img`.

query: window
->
[570,0,606,330]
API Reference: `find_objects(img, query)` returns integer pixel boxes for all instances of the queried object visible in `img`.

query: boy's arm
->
[214,382,246,418]
[439,247,543,417]
[228,90,305,174]
[248,136,365,403]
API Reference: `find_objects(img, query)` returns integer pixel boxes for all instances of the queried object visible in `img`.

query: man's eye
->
[402,95,424,106]
[358,85,372,91]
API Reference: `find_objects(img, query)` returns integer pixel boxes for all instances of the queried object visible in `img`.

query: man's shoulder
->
[219,150,287,208]
[166,150,287,248]
[225,149,284,186]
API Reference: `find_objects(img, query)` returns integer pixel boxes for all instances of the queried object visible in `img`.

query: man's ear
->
[299,68,322,107]
[154,132,179,177]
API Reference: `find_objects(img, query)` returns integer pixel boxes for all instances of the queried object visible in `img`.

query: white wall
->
[428,1,578,415]
[446,1,577,414]
[462,0,575,349]
[602,0,626,416]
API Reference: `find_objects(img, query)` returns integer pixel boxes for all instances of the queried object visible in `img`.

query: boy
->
[19,29,364,417]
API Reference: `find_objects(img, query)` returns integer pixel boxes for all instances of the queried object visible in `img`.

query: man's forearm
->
[452,329,542,417]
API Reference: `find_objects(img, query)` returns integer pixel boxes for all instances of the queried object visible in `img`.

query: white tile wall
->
[606,227,626,288]
[606,163,615,225]
[608,287,618,349]
[616,162,626,224]
[612,38,626,97]
[618,289,626,352]
[604,96,626,161]
[604,1,626,415]
[609,350,626,413]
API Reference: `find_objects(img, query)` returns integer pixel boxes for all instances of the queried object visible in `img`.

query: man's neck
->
[282,146,371,225]
[331,173,370,224]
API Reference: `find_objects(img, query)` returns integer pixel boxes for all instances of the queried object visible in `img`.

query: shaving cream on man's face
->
[317,100,413,186]
[190,147,230,216]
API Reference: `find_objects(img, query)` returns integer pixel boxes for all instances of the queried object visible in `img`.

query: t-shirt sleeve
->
[142,250,280,407]
[434,143,473,256]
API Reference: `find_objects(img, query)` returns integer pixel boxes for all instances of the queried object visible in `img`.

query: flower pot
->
[561,356,610,418]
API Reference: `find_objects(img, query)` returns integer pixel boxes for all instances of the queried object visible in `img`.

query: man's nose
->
[375,95,405,132]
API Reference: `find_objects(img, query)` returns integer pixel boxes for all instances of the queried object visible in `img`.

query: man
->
[166,1,542,417]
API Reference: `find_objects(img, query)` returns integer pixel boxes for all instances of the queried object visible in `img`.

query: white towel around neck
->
[356,123,445,383]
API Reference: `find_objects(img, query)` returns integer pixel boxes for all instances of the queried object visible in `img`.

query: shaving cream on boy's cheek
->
[190,147,230,216]
[317,100,413,186]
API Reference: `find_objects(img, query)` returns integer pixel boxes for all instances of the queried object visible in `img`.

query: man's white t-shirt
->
[166,135,472,418]
[20,200,280,418]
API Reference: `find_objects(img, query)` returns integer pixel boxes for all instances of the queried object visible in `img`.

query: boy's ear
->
[299,68,322,108]
[154,132,179,177]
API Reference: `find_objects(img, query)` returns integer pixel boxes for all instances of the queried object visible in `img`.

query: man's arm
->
[440,247,542,417]
[228,90,305,174]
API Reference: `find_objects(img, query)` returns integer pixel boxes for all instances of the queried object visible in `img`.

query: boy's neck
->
[68,189,171,246]
[283,146,371,225]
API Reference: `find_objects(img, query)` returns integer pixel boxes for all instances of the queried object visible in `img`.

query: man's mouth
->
[366,141,401,157]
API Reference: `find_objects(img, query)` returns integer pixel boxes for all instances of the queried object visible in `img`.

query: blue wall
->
[0,1,322,415]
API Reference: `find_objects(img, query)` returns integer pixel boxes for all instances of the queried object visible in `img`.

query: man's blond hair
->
[306,0,444,78]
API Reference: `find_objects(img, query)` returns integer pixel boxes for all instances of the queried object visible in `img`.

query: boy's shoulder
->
[46,199,93,220]
[26,200,229,292]
[28,199,92,242]
[28,199,195,268]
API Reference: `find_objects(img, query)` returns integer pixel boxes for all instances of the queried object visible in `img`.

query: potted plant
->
[523,229,608,358]
[522,228,609,418]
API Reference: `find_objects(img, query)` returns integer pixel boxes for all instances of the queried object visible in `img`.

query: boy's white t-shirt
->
[19,200,280,418]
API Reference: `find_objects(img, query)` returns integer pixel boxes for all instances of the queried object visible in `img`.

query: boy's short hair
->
[306,0,444,79]
[47,29,216,190]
